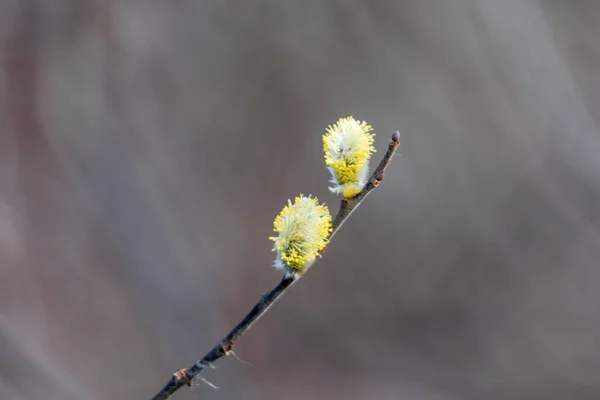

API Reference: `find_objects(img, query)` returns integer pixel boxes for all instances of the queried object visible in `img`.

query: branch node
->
[371,174,383,187]
[221,340,234,355]
[174,368,190,385]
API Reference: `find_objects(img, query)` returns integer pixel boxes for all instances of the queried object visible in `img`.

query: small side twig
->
[150,132,400,400]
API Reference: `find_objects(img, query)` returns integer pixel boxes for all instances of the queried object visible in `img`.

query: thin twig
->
[150,273,298,400]
[150,132,400,400]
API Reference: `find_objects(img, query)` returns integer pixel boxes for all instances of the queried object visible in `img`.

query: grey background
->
[2,1,600,399]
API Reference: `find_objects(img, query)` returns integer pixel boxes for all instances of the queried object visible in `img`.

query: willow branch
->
[150,131,400,400]
[150,273,298,400]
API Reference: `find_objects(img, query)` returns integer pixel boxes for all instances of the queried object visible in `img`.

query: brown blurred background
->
[2,1,600,399]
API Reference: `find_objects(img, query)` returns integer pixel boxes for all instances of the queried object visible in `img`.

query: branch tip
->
[392,130,400,143]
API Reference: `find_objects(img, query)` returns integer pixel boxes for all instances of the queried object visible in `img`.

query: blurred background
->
[2,1,600,399]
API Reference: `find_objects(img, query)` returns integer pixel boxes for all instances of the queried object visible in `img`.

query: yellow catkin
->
[323,116,376,198]
[269,195,332,273]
